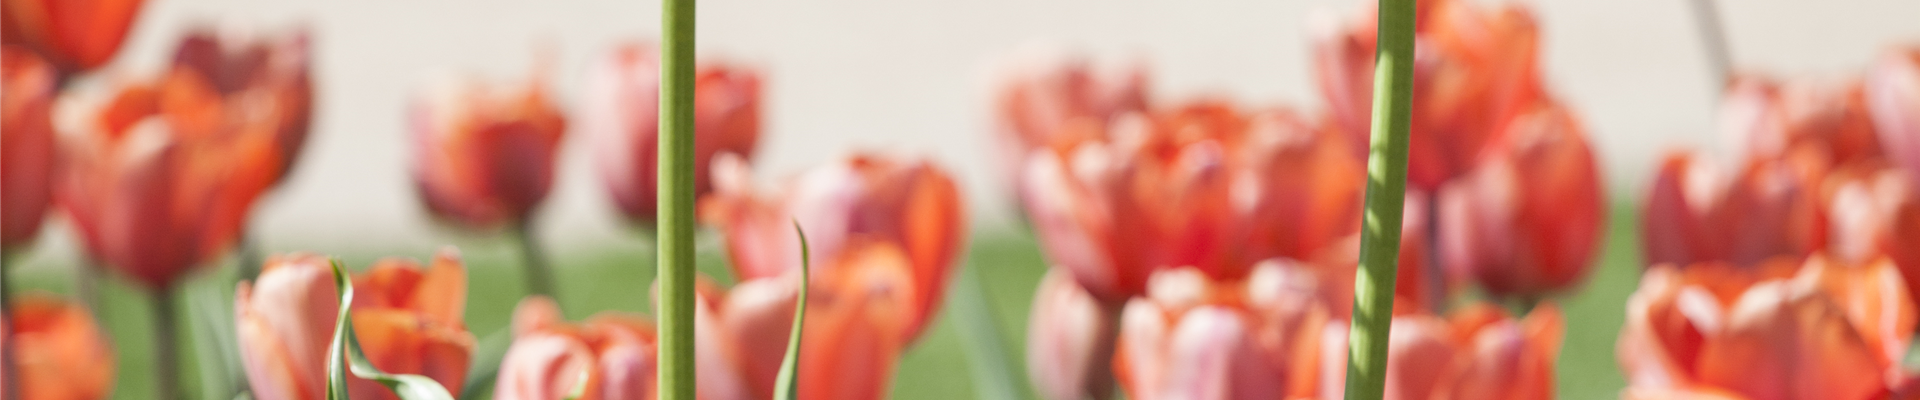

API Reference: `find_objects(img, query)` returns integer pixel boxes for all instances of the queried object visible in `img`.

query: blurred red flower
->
[0,0,145,74]
[990,52,1150,181]
[497,296,717,400]
[1025,270,1119,400]
[2,292,116,400]
[1,45,58,250]
[701,152,964,341]
[1720,74,1882,168]
[1869,46,1920,188]
[235,250,477,400]
[1311,0,1547,190]
[1617,255,1915,400]
[1439,101,1605,297]
[584,41,761,225]
[168,25,315,187]
[1641,149,1829,268]
[57,71,281,289]
[410,71,567,231]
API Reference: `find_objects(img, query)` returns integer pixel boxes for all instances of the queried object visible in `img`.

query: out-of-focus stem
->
[1343,0,1417,398]
[1687,0,1733,86]
[514,222,557,300]
[2,250,17,400]
[657,0,698,397]
[153,288,183,400]
[951,263,1027,400]
[236,229,263,282]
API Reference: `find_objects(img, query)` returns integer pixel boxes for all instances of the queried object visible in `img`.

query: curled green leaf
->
[772,222,812,400]
[326,259,458,400]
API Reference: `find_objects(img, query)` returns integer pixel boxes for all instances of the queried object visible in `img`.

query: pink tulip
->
[1320,303,1563,400]
[991,52,1150,174]
[1,45,58,250]
[1868,46,1920,187]
[1024,270,1118,400]
[410,71,567,230]
[584,41,761,225]
[701,152,964,341]
[1113,263,1333,400]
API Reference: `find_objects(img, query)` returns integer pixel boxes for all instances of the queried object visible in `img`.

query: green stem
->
[657,0,698,398]
[153,288,184,400]
[950,263,1028,400]
[1343,0,1417,398]
[514,222,557,300]
[237,229,264,282]
[2,250,18,400]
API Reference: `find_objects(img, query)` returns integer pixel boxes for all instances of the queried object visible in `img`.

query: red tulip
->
[1719,74,1882,168]
[694,241,920,400]
[1,45,58,250]
[2,292,116,400]
[991,52,1150,171]
[1617,255,1915,400]
[496,295,750,400]
[1820,164,1920,319]
[1440,101,1605,296]
[1312,0,1547,189]
[57,73,279,288]
[701,151,964,341]
[410,71,567,230]
[235,250,477,400]
[0,0,145,73]
[1024,270,1118,400]
[585,41,761,225]
[168,25,315,186]
[1237,108,1366,263]
[1869,46,1920,186]
[1319,303,1564,400]
[1112,264,1332,400]
[1641,148,1829,268]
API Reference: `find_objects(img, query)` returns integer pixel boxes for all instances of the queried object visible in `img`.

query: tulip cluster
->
[997,0,1601,398]
[1623,44,1920,399]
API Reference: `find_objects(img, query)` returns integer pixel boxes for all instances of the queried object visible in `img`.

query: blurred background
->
[7,0,1920,399]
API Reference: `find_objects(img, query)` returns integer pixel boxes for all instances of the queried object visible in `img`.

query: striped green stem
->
[1342,0,1417,398]
[656,0,698,398]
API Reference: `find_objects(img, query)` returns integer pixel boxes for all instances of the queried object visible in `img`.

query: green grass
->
[8,203,1642,399]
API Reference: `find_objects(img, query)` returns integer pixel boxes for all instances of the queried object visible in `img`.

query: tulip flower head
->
[168,24,315,187]
[1868,46,1920,187]
[496,296,725,400]
[991,51,1151,176]
[1641,149,1829,268]
[1440,101,1605,297]
[57,70,281,289]
[3,292,116,400]
[1113,263,1334,400]
[235,250,476,400]
[1318,303,1564,400]
[1,45,58,250]
[0,0,146,73]
[1822,165,1920,314]
[701,151,965,341]
[410,71,567,231]
[1618,255,1916,400]
[1720,74,1883,168]
[585,41,761,226]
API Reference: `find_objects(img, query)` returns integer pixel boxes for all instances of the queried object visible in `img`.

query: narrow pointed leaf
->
[772,222,812,400]
[457,328,512,400]
[326,260,458,400]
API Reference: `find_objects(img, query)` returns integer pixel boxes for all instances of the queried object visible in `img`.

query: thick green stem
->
[1343,0,1417,398]
[153,288,184,400]
[237,229,263,282]
[657,0,698,398]
[514,222,557,300]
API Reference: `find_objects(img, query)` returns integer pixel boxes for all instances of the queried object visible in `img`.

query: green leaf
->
[325,260,458,400]
[950,262,1026,400]
[189,273,246,398]
[771,222,812,400]
[456,327,512,400]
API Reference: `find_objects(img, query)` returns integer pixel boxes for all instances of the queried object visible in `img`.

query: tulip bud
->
[1,45,58,250]
[1025,270,1118,400]
[584,41,761,225]
[409,71,566,231]
[1441,102,1604,297]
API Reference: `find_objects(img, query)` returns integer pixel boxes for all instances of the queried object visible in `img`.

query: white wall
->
[28,0,1920,257]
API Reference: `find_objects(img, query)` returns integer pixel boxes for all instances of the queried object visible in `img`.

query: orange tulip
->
[235,250,476,400]
[1720,74,1882,168]
[1019,102,1375,303]
[1113,264,1332,400]
[410,71,567,231]
[1439,101,1605,296]
[1617,255,1915,400]
[0,0,145,73]
[701,151,964,341]
[1641,148,1829,268]
[1869,46,1920,187]
[168,25,315,186]
[698,241,921,400]
[57,71,279,288]
[2,292,116,400]
[1318,303,1563,400]
[991,52,1150,171]
[1,45,58,250]
[1312,0,1547,189]
[585,41,761,225]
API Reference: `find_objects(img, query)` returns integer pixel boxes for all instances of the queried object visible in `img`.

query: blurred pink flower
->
[1720,74,1882,168]
[1113,264,1332,400]
[410,71,567,231]
[1,45,58,250]
[701,152,965,341]
[1868,46,1920,187]
[584,41,761,225]
[1024,270,1118,400]
[991,52,1150,181]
